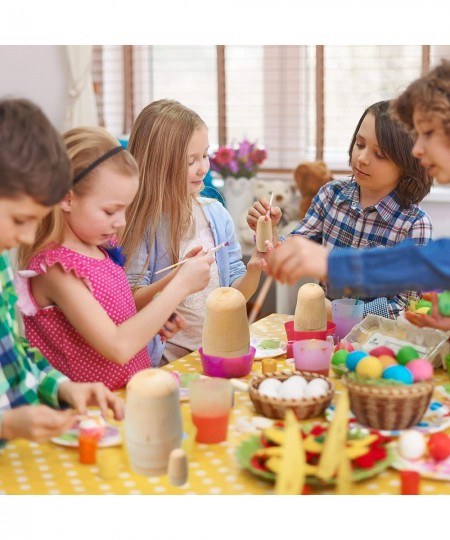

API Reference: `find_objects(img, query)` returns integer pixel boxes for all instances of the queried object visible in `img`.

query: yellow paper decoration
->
[275,410,305,495]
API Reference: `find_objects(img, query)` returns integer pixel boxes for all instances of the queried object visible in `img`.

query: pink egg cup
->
[199,346,256,378]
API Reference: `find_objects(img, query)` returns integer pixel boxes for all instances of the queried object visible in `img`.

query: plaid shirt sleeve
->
[0,252,68,445]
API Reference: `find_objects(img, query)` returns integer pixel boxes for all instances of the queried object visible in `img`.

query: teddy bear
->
[238,178,299,251]
[294,161,333,219]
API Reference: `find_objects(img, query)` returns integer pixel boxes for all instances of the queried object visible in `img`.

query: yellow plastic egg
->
[355,355,383,379]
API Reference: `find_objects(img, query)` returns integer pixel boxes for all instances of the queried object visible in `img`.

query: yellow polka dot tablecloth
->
[2,313,450,495]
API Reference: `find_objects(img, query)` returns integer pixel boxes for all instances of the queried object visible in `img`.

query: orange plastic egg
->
[378,354,398,370]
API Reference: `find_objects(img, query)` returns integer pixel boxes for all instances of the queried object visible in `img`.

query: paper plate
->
[51,424,122,448]
[325,390,450,437]
[250,337,287,360]
[390,443,450,481]
[236,431,393,485]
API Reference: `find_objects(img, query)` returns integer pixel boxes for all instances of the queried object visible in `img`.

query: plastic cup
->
[78,435,98,464]
[400,470,420,495]
[189,378,232,444]
[292,339,333,376]
[332,299,364,341]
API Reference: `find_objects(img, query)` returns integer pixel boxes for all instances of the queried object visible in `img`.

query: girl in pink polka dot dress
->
[17,127,213,390]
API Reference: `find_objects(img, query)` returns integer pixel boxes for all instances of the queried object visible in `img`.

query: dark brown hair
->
[392,59,450,139]
[0,98,71,205]
[348,100,433,208]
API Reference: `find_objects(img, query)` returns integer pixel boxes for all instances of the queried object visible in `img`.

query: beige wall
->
[0,45,68,130]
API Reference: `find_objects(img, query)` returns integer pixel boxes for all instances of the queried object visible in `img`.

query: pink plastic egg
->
[406,358,433,382]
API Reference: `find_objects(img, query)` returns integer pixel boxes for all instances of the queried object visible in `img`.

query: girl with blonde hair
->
[18,126,212,389]
[122,99,264,365]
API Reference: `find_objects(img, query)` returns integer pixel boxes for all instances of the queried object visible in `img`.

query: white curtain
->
[65,45,98,130]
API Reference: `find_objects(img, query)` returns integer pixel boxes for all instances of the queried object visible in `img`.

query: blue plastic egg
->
[382,365,414,385]
[345,350,368,371]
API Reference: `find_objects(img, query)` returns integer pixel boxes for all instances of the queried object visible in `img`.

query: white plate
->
[51,424,122,448]
[250,337,287,360]
[390,443,450,480]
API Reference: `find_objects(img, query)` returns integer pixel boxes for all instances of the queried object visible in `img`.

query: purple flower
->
[209,139,267,179]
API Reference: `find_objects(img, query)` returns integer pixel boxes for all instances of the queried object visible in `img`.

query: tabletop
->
[1,313,450,495]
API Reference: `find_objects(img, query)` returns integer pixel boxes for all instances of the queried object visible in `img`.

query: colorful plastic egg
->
[370,346,396,358]
[355,356,383,379]
[396,345,420,365]
[378,354,398,370]
[345,350,368,371]
[427,433,450,461]
[334,341,355,353]
[331,349,349,366]
[382,365,414,384]
[406,359,433,382]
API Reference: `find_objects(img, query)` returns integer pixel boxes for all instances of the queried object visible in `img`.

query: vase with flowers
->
[209,139,267,229]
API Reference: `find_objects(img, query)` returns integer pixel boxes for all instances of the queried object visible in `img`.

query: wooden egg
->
[294,283,327,332]
[202,287,250,357]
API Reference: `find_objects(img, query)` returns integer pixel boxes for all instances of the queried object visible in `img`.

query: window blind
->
[93,45,450,174]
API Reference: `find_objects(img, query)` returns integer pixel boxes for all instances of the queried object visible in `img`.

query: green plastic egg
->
[331,349,349,366]
[396,345,420,365]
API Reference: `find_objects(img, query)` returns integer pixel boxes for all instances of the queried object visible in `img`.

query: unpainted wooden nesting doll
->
[256,215,272,252]
[202,287,250,357]
[125,369,182,476]
[294,283,327,332]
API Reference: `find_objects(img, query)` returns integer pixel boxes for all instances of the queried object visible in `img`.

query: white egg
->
[278,376,307,399]
[398,430,426,460]
[258,378,283,397]
[304,378,329,398]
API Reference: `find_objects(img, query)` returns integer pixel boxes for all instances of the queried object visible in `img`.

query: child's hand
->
[405,292,450,331]
[58,381,124,421]
[247,247,269,273]
[0,405,78,443]
[159,312,187,342]
[183,246,204,260]
[266,236,328,284]
[247,196,282,231]
[175,251,213,295]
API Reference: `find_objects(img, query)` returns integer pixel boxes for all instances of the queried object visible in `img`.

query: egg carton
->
[342,314,450,369]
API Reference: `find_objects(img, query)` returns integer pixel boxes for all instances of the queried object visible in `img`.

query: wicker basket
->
[248,370,334,420]
[342,377,434,430]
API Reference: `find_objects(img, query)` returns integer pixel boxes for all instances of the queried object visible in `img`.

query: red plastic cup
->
[400,470,420,495]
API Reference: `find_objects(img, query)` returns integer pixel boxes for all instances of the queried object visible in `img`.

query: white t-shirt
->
[165,202,220,355]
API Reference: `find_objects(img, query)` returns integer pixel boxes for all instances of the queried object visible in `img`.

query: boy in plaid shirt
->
[247,100,433,319]
[0,98,123,447]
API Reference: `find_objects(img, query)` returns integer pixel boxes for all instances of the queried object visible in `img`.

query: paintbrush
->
[248,275,274,324]
[154,241,230,275]
[265,191,274,219]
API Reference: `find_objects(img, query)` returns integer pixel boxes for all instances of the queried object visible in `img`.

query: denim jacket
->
[328,238,450,298]
[126,198,246,365]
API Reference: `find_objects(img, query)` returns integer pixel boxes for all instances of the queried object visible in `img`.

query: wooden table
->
[1,313,450,495]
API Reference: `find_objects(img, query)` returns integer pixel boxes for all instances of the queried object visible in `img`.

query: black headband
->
[72,146,124,185]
